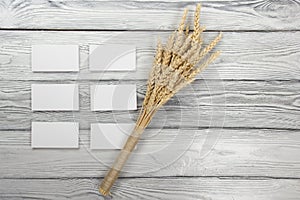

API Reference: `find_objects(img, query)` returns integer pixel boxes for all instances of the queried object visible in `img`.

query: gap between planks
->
[1,176,300,180]
[1,28,300,32]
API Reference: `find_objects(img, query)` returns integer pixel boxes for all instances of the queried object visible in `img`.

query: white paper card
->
[89,45,136,71]
[31,122,79,148]
[32,45,79,72]
[90,85,137,111]
[32,84,79,111]
[90,123,134,149]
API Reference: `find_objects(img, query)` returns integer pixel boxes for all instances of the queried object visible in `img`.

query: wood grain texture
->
[0,31,299,81]
[0,128,299,178]
[0,0,300,31]
[0,0,299,199]
[0,80,299,130]
[0,178,299,200]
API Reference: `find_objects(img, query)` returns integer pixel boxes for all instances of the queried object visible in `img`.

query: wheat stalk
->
[99,4,222,196]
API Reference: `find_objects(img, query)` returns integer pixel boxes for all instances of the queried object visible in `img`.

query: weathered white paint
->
[0,0,299,199]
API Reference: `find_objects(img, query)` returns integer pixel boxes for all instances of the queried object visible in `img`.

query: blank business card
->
[90,85,137,111]
[89,45,136,71]
[32,84,79,111]
[90,123,134,149]
[32,45,79,72]
[31,122,79,148]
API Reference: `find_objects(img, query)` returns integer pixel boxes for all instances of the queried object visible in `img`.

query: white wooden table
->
[0,1,299,199]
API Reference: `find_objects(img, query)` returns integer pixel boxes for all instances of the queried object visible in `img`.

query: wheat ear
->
[99,4,222,196]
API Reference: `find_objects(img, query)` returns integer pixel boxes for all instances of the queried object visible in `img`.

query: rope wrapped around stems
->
[99,4,222,196]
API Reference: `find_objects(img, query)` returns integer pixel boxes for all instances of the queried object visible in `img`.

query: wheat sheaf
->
[99,4,222,196]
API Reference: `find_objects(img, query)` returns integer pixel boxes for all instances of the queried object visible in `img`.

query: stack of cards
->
[31,44,137,149]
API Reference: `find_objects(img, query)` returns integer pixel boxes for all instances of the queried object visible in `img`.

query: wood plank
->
[0,177,299,199]
[0,31,299,81]
[0,128,299,178]
[0,0,299,30]
[0,80,299,130]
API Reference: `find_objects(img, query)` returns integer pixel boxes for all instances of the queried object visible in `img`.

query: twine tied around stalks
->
[99,4,222,196]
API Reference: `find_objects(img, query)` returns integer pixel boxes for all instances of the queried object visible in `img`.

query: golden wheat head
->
[99,4,222,196]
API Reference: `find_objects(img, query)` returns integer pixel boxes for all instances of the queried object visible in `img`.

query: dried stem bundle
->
[99,4,222,196]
